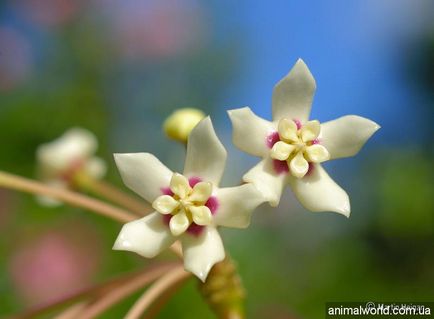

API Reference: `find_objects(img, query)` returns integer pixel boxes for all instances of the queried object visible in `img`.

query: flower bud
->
[163,108,206,143]
[35,128,106,206]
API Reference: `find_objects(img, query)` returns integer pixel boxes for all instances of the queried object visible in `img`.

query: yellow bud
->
[163,108,206,143]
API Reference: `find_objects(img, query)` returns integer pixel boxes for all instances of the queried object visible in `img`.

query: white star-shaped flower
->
[36,128,107,206]
[112,117,265,281]
[228,59,380,217]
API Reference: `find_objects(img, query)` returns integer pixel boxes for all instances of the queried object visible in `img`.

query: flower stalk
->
[125,265,191,319]
[13,262,178,319]
[0,171,136,223]
[199,256,246,319]
[72,170,151,216]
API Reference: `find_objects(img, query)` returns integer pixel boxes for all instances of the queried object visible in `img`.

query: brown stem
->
[144,274,188,319]
[0,171,183,259]
[0,171,136,223]
[53,302,88,319]
[11,263,178,319]
[73,172,151,216]
[77,264,181,319]
[124,265,191,319]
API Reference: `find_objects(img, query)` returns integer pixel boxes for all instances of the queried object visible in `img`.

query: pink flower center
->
[160,176,219,237]
[266,119,318,176]
[266,131,280,148]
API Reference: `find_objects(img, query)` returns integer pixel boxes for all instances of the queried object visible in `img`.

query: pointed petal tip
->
[269,198,280,207]
[292,58,313,76]
[364,117,381,133]
[335,197,351,218]
[374,123,381,131]
[112,233,134,253]
[112,238,124,251]
[187,253,225,282]
[295,57,306,66]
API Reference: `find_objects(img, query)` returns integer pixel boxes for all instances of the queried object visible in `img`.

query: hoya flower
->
[228,59,380,216]
[113,117,264,281]
[36,128,107,206]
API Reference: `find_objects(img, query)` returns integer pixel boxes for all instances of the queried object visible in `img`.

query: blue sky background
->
[211,0,434,145]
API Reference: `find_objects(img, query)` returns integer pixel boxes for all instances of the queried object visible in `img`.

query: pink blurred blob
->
[0,27,33,92]
[13,0,80,27]
[101,0,206,61]
[9,224,101,305]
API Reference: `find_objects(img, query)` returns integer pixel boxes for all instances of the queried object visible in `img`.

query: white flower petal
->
[181,227,225,282]
[227,107,275,157]
[190,205,212,226]
[169,210,190,236]
[319,115,380,159]
[37,128,98,171]
[85,157,107,179]
[270,141,295,161]
[300,120,320,142]
[288,164,350,217]
[305,144,330,163]
[289,152,309,178]
[277,118,298,142]
[213,184,265,228]
[184,117,227,186]
[152,195,179,215]
[272,59,316,122]
[243,158,288,207]
[114,153,172,203]
[170,173,191,199]
[188,182,212,203]
[113,212,175,258]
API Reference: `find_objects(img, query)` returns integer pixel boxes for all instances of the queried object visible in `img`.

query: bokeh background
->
[1,0,433,318]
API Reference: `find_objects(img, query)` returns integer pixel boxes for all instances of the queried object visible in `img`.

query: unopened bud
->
[163,108,206,143]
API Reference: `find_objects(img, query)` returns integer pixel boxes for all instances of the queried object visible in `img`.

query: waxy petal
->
[300,120,320,142]
[305,144,330,163]
[190,205,212,226]
[182,227,225,282]
[184,117,227,186]
[270,141,295,161]
[37,128,98,171]
[189,182,212,203]
[289,152,309,178]
[228,107,275,157]
[113,212,175,258]
[319,115,380,159]
[114,153,172,203]
[277,118,298,142]
[170,173,191,199]
[152,195,179,215]
[272,59,316,122]
[243,158,288,207]
[214,184,265,228]
[169,210,190,236]
[288,164,350,217]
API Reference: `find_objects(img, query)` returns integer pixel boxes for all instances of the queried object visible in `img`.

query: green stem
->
[199,256,246,319]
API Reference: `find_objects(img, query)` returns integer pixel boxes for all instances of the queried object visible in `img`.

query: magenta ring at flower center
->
[160,176,219,237]
[265,120,317,176]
